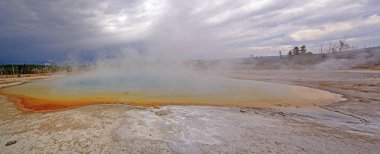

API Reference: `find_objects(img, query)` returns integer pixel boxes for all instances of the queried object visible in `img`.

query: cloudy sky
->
[0,0,380,64]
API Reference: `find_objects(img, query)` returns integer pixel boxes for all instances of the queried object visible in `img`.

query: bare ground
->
[0,70,379,153]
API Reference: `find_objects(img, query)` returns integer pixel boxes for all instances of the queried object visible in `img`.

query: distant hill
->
[192,46,380,70]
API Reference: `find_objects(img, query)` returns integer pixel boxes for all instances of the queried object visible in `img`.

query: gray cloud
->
[0,0,379,63]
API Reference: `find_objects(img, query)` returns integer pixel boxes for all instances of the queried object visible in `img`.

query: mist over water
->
[2,51,344,111]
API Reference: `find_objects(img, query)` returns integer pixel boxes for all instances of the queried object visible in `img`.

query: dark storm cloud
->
[0,0,379,63]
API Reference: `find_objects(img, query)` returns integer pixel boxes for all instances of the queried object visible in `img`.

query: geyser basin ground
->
[0,71,344,111]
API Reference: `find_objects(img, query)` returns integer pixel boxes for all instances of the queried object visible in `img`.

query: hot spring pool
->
[0,72,344,111]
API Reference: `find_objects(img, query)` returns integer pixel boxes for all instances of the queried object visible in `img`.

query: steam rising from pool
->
[0,53,344,111]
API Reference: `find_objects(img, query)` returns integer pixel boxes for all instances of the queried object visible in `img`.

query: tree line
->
[0,64,67,75]
[287,45,312,56]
